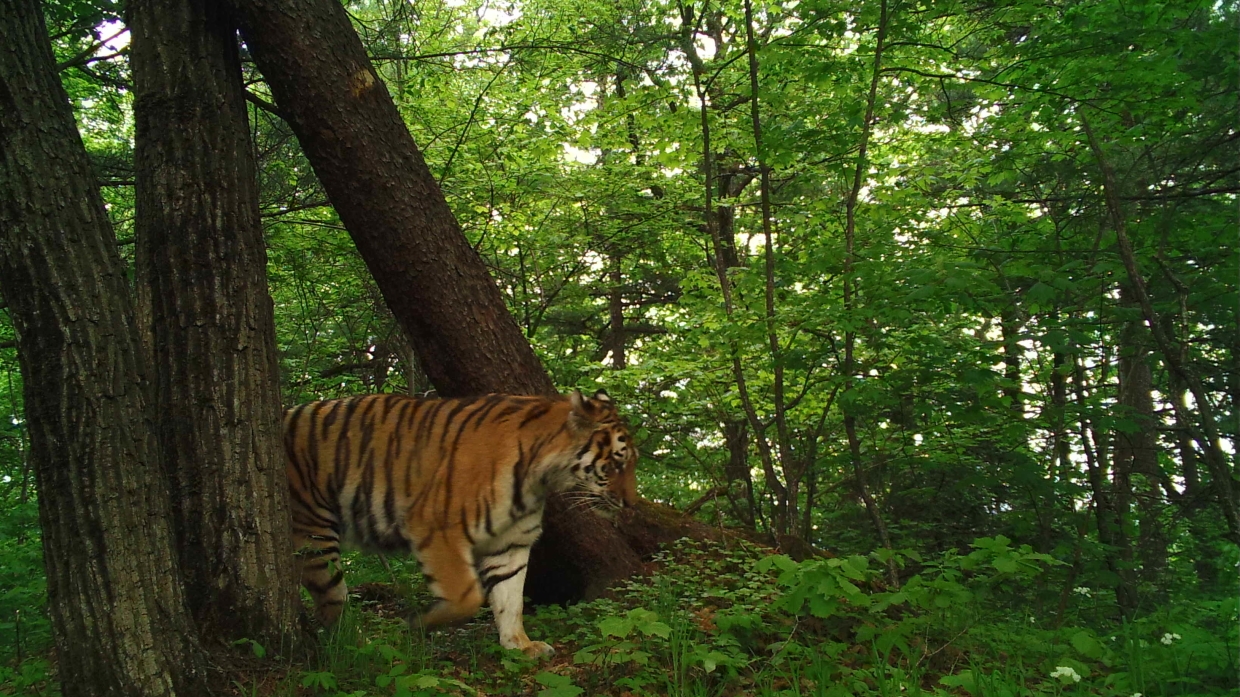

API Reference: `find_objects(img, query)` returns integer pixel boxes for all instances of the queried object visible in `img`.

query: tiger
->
[282,389,638,657]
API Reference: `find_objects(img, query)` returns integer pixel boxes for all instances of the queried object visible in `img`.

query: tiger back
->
[283,389,637,657]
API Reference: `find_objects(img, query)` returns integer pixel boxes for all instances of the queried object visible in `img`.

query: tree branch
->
[683,485,728,516]
[244,90,287,120]
[1081,114,1239,543]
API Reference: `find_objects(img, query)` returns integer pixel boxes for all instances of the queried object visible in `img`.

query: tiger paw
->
[522,641,555,658]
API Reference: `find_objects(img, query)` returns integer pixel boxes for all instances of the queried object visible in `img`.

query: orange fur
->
[283,390,637,656]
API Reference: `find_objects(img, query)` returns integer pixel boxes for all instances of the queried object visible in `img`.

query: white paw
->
[522,641,555,658]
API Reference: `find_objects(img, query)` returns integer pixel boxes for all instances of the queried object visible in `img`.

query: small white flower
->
[1073,586,1092,597]
[1132,693,1143,697]
[1050,666,1082,683]
[1160,633,1181,645]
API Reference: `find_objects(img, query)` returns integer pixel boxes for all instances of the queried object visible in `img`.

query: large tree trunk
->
[129,0,301,644]
[228,0,553,399]
[0,1,209,694]
[226,0,648,604]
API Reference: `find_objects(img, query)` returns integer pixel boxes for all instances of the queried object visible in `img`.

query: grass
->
[3,537,1237,696]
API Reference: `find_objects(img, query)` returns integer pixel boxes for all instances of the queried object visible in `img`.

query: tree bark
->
[0,1,209,693]
[227,0,554,398]
[129,0,301,645]
[723,419,757,529]
[226,0,647,604]
[1049,321,1072,503]
[1000,306,1024,414]
[1114,285,1166,588]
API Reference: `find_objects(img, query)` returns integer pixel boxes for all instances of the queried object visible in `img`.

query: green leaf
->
[536,672,584,697]
[413,675,441,688]
[698,650,731,673]
[598,616,633,638]
[940,671,976,694]
[627,608,659,624]
[640,621,672,638]
[992,556,1019,573]
[1071,630,1103,659]
[757,554,799,574]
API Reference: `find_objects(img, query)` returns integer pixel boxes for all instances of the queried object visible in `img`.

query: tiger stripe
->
[284,389,638,658]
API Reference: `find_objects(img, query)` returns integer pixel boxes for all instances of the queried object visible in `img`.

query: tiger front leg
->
[411,535,485,629]
[295,534,347,626]
[479,544,552,658]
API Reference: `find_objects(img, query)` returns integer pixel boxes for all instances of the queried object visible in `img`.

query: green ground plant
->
[2,0,1237,694]
[2,533,1236,697]
[198,537,1225,697]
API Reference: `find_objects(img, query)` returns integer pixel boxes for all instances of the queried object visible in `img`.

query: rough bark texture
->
[723,419,757,529]
[227,0,653,604]
[526,494,645,605]
[0,1,208,693]
[129,0,301,644]
[228,0,554,399]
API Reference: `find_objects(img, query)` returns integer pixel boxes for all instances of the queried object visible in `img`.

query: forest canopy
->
[0,0,1236,694]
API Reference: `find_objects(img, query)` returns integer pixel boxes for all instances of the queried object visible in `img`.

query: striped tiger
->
[283,389,638,657]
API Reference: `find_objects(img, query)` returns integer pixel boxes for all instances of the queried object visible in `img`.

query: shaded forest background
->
[0,0,1237,694]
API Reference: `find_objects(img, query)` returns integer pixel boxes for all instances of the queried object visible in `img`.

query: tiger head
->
[565,389,639,517]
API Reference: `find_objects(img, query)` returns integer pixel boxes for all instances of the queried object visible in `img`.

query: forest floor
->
[219,537,1232,697]
[4,536,1236,697]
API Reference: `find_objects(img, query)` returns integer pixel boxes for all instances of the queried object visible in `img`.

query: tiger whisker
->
[564,495,602,512]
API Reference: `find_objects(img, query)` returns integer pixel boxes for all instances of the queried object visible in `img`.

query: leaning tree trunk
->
[0,1,208,694]
[226,0,650,603]
[129,0,301,645]
[226,0,552,399]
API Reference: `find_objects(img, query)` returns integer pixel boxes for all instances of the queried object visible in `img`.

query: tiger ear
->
[569,389,586,412]
[569,388,613,428]
[568,389,594,430]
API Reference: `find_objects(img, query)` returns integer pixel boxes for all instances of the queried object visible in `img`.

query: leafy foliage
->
[2,0,1238,693]
[197,539,1235,696]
